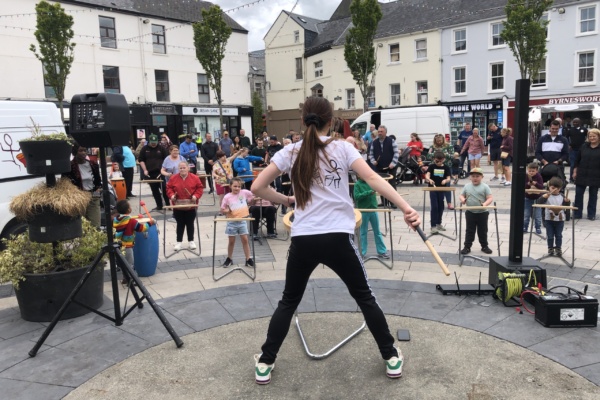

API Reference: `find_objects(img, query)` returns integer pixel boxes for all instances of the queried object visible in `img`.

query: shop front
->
[180,105,253,143]
[444,100,503,142]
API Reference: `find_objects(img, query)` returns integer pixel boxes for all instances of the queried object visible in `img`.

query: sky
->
[212,0,340,51]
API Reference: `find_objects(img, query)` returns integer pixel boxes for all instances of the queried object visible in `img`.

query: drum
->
[133,218,159,277]
[253,167,264,180]
[110,178,126,201]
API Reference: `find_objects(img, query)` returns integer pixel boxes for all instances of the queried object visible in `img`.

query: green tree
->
[501,0,553,79]
[251,90,264,138]
[343,0,382,112]
[193,5,232,133]
[30,0,76,122]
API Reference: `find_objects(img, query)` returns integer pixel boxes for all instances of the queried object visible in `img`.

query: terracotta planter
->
[19,140,72,175]
[14,264,104,322]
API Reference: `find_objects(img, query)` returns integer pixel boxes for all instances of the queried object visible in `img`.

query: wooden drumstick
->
[415,226,450,276]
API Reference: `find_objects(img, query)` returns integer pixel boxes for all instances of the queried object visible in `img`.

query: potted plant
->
[0,217,106,322]
[9,178,89,242]
[18,118,73,175]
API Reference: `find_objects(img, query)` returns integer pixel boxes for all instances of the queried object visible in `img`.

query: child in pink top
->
[220,177,254,267]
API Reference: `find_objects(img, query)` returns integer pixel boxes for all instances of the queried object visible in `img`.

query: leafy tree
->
[501,0,553,79]
[343,0,382,112]
[251,90,264,138]
[30,0,76,122]
[193,5,232,133]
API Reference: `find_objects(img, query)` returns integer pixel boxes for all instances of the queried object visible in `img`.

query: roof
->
[249,50,265,74]
[284,11,323,34]
[60,0,247,32]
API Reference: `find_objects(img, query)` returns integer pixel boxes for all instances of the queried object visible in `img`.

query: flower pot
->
[28,210,82,243]
[19,140,72,175]
[14,264,104,322]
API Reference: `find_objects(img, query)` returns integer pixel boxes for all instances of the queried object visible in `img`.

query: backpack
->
[111,146,124,163]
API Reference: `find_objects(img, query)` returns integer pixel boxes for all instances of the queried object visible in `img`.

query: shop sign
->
[151,105,177,115]
[447,102,499,112]
[548,95,600,105]
[182,106,238,116]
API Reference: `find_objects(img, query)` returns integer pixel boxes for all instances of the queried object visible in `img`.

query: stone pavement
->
[1,164,599,399]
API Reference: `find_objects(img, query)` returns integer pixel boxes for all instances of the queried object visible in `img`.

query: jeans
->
[464,211,489,248]
[523,197,542,230]
[569,149,580,181]
[545,220,564,249]
[574,184,598,219]
[429,191,445,227]
[460,152,470,174]
[359,212,387,256]
[259,233,397,364]
[444,180,452,205]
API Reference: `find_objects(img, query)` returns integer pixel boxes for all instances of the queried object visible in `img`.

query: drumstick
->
[139,200,154,223]
[415,226,450,276]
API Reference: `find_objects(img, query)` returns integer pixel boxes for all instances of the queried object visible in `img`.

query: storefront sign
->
[151,105,177,115]
[547,95,600,105]
[182,106,238,116]
[447,102,500,112]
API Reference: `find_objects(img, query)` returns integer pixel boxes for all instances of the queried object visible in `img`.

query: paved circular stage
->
[66,314,599,400]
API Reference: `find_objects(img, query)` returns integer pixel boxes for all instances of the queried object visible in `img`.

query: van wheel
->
[0,221,27,251]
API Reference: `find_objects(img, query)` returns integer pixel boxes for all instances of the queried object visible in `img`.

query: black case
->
[535,293,598,328]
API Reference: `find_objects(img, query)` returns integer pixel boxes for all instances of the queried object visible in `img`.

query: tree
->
[251,90,264,138]
[343,0,382,112]
[30,0,76,122]
[193,5,232,134]
[501,0,552,79]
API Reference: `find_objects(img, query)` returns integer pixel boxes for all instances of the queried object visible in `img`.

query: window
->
[42,66,56,98]
[453,28,466,53]
[314,61,323,78]
[490,62,504,91]
[103,66,120,93]
[155,70,170,101]
[416,81,428,104]
[99,16,116,48]
[389,43,400,62]
[578,5,597,34]
[295,57,303,80]
[490,22,505,47]
[453,66,466,95]
[367,87,375,108]
[152,24,166,54]
[197,73,209,103]
[311,87,323,97]
[532,57,547,88]
[294,30,300,43]
[390,84,400,106]
[415,39,427,60]
[346,89,355,109]
[577,51,595,84]
[254,82,262,93]
[540,13,549,39]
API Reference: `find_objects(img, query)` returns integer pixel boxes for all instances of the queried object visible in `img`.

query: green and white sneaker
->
[385,346,404,379]
[254,354,274,385]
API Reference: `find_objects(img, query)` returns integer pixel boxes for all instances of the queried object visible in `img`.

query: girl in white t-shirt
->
[250,97,421,385]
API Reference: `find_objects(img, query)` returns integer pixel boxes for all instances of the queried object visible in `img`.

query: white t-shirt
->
[272,137,362,237]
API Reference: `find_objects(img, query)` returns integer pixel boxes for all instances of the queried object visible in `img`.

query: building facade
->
[0,0,252,145]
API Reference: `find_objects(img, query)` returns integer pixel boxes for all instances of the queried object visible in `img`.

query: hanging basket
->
[19,140,72,175]
[28,209,82,243]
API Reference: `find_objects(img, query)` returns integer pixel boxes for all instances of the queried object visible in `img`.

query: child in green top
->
[353,174,389,259]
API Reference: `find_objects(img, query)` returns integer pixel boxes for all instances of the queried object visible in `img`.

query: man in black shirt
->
[138,134,168,210]
[564,118,588,183]
[201,133,219,194]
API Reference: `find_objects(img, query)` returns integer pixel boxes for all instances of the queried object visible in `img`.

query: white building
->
[0,0,252,143]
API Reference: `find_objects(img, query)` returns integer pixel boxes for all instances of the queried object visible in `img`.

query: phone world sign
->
[447,102,498,112]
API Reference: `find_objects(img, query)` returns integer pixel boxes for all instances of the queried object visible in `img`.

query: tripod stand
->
[29,147,183,357]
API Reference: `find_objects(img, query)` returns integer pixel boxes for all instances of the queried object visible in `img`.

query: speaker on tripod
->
[30,93,183,357]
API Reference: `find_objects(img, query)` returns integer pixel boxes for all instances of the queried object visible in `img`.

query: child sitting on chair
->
[524,162,544,234]
[250,197,277,239]
[451,152,460,184]
[353,173,389,259]
[221,177,254,267]
[538,176,569,256]
[425,151,452,235]
[459,168,493,255]
[109,162,123,179]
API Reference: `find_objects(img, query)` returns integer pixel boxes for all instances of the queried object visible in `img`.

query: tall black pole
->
[508,79,530,262]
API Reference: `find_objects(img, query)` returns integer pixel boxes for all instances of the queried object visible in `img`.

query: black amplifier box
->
[535,293,598,328]
[488,256,547,288]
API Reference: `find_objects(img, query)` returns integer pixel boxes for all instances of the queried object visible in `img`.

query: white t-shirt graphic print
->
[271,137,362,237]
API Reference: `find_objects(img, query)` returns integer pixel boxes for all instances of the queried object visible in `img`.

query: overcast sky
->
[213,0,340,51]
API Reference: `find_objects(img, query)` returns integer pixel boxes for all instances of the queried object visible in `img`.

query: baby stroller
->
[395,147,429,185]
[100,183,118,229]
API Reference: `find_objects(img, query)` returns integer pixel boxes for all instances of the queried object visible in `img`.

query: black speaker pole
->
[508,78,531,262]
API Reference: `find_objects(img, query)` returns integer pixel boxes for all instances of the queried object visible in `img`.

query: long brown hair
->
[292,97,333,209]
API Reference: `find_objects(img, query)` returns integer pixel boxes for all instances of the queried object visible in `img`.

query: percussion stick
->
[214,217,255,222]
[139,200,154,222]
[415,226,450,276]
[455,205,497,210]
[532,204,578,210]
[163,204,200,210]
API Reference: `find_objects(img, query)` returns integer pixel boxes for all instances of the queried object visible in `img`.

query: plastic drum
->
[110,178,126,201]
[133,218,159,277]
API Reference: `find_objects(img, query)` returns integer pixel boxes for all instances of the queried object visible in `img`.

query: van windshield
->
[353,122,367,136]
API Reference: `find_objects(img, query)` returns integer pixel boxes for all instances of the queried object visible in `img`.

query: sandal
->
[447,204,455,210]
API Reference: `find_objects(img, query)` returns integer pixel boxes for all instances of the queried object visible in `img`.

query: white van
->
[0,101,65,242]
[350,106,451,149]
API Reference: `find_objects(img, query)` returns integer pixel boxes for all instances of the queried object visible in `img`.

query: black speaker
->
[69,93,130,147]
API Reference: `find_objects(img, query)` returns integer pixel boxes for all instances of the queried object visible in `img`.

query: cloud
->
[216,0,339,51]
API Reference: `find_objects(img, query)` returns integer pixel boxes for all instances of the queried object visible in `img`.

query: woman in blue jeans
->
[573,128,600,221]
[250,97,421,385]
